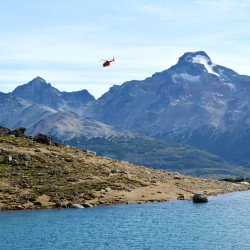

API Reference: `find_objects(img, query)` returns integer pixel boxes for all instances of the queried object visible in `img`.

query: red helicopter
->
[101,57,115,67]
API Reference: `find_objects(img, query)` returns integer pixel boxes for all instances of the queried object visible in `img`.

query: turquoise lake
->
[0,191,249,250]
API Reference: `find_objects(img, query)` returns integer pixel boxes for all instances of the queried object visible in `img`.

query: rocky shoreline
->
[0,131,249,211]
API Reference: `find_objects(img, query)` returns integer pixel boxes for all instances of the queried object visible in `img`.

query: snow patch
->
[179,73,200,82]
[224,82,235,90]
[170,99,180,106]
[192,55,220,77]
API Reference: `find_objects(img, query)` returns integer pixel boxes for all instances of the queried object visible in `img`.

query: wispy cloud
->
[0,0,250,97]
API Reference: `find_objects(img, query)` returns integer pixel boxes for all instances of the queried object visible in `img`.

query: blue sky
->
[1,0,250,98]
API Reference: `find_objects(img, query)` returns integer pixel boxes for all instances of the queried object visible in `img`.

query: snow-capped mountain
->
[86,51,250,163]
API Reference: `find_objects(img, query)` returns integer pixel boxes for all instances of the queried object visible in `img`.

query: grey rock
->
[193,193,208,203]
[240,182,249,185]
[19,153,31,161]
[70,203,84,209]
[37,173,45,176]
[73,191,79,196]
[33,133,53,145]
[55,201,62,208]
[83,203,93,208]
[100,166,110,171]
[0,126,25,137]
[8,127,26,137]
[0,126,10,136]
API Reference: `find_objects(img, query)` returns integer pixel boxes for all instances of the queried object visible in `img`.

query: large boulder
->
[193,193,208,203]
[240,182,249,185]
[70,204,84,209]
[0,126,26,137]
[83,203,93,208]
[33,133,53,145]
[8,127,26,137]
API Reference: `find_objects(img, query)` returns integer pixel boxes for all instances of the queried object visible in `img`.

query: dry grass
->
[0,135,249,210]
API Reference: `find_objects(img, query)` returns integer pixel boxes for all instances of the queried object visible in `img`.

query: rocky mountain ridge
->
[2,87,247,178]
[2,50,250,173]
[11,77,95,116]
[88,51,247,135]
[84,51,250,165]
[1,89,132,140]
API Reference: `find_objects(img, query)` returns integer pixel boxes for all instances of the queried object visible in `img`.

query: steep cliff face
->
[12,77,95,115]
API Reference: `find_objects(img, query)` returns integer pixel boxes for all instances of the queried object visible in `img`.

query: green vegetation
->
[208,126,250,168]
[55,135,250,179]
[220,177,250,183]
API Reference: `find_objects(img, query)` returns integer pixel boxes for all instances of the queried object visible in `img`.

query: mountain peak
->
[12,77,95,112]
[178,51,211,64]
[33,76,46,82]
[29,76,49,86]
[170,51,219,76]
[11,77,59,108]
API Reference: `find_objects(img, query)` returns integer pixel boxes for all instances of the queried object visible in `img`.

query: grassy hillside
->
[1,135,249,211]
[56,135,249,179]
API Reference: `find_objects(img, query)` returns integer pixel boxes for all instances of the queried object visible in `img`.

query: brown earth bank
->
[0,135,249,211]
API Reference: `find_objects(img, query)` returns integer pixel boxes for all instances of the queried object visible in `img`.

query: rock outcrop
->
[0,126,26,137]
[83,203,93,208]
[70,204,84,209]
[33,133,53,145]
[0,126,9,136]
